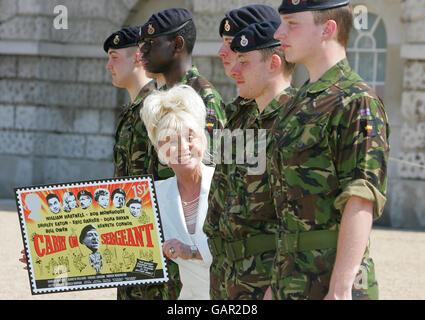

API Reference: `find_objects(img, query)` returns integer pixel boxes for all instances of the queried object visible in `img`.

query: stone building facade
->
[0,0,424,228]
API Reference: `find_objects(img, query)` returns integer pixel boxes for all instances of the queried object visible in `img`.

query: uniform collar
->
[130,79,157,109]
[181,65,200,83]
[157,65,200,91]
[260,86,294,119]
[305,58,351,94]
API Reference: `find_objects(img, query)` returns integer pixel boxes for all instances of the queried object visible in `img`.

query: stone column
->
[0,0,138,198]
[390,0,425,228]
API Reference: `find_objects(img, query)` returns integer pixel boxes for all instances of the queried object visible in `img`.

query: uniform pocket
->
[278,121,339,201]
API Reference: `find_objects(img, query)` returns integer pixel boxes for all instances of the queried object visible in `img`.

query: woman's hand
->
[163,239,194,260]
[19,249,28,270]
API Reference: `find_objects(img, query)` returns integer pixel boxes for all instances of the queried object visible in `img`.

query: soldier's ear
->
[173,36,185,53]
[269,54,282,74]
[321,19,337,42]
[134,51,143,66]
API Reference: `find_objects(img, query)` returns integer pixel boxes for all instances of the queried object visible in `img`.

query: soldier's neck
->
[305,44,346,83]
[163,56,192,88]
[255,78,291,113]
[128,73,151,103]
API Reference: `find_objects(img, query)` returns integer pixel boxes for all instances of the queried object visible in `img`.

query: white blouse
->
[154,163,214,300]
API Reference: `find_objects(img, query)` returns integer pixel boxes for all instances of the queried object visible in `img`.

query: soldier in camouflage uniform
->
[104,27,158,179]
[217,5,282,122]
[269,0,390,299]
[139,8,226,163]
[118,8,226,300]
[204,21,296,300]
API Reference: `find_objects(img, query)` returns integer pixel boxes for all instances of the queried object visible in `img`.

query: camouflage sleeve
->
[331,96,390,220]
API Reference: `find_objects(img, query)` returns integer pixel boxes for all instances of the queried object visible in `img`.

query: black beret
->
[79,224,97,244]
[230,20,281,53]
[278,0,350,14]
[140,8,192,38]
[77,190,92,200]
[219,4,280,37]
[103,26,140,53]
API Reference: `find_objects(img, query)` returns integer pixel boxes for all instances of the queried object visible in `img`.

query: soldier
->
[217,5,281,121]
[104,27,175,300]
[104,26,161,179]
[269,0,390,299]
[119,8,227,300]
[204,20,296,300]
[139,7,227,167]
[210,6,284,299]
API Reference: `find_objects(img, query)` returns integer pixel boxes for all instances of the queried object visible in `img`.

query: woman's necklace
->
[179,182,201,235]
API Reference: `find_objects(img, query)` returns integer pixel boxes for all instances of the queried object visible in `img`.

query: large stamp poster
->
[15,175,168,295]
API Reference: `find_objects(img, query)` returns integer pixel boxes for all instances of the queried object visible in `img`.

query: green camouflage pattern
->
[115,65,226,300]
[113,79,164,179]
[269,58,390,300]
[204,88,296,300]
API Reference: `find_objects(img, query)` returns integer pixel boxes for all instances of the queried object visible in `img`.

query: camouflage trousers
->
[271,248,379,300]
[117,259,182,300]
[210,250,275,300]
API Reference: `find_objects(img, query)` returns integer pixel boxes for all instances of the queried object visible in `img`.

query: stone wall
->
[388,0,425,228]
[0,0,139,198]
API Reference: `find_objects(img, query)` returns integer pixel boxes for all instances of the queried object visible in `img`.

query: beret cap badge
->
[240,35,249,47]
[224,20,231,32]
[113,35,120,45]
[148,24,155,35]
[292,0,300,5]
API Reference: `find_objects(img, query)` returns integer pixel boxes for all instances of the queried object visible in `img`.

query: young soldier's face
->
[218,36,236,78]
[139,36,174,74]
[230,50,269,99]
[274,11,323,64]
[106,48,136,88]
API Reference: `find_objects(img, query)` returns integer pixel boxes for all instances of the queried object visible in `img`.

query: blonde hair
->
[141,84,208,163]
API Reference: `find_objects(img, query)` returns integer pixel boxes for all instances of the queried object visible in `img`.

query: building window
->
[347,12,387,99]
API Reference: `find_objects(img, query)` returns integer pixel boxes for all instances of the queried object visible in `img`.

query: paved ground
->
[1,199,424,300]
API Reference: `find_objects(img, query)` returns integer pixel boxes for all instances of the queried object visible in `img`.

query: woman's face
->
[158,126,204,174]
[98,195,109,208]
[67,195,78,209]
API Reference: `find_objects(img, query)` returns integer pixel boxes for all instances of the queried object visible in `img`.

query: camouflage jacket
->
[113,79,159,179]
[269,58,390,300]
[271,58,390,232]
[205,87,297,243]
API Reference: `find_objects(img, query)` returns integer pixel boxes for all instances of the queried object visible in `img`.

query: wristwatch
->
[190,245,197,259]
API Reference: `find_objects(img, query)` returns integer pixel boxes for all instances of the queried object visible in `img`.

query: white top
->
[154,163,214,300]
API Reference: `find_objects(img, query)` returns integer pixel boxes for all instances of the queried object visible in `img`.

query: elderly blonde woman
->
[141,84,214,300]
